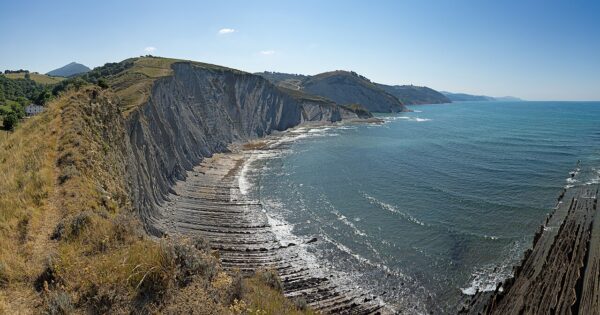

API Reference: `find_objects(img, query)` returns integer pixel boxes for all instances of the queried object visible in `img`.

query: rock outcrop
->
[256,70,408,113]
[117,60,383,313]
[460,180,600,315]
[124,61,366,234]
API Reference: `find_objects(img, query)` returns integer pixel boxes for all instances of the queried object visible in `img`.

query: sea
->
[239,101,600,314]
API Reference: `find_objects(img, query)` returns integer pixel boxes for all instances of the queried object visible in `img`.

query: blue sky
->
[1,0,599,100]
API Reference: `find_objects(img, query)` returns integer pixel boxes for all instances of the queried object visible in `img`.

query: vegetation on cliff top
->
[0,79,314,313]
[0,55,377,313]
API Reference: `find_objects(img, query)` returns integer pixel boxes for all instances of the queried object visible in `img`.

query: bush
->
[293,296,308,311]
[97,79,109,89]
[50,211,93,241]
[69,211,93,238]
[35,255,60,292]
[0,262,8,287]
[257,269,283,292]
[227,270,244,304]
[192,235,211,252]
[3,111,18,130]
[171,240,219,286]
[44,290,73,315]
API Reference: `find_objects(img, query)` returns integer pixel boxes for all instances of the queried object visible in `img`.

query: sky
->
[1,0,599,100]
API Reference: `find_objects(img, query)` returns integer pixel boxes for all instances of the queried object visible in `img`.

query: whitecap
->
[461,241,523,295]
[362,192,427,226]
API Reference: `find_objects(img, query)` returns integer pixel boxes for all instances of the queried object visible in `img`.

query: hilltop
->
[257,70,407,112]
[46,62,90,77]
[257,71,452,108]
[4,72,64,85]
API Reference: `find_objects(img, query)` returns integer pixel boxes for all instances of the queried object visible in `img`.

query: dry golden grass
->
[243,272,317,315]
[0,104,58,284]
[108,57,178,115]
[4,72,65,85]
[0,76,315,314]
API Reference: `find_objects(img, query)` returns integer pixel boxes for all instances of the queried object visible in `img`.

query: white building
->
[25,104,45,116]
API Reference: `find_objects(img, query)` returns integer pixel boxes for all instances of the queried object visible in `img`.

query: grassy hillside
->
[0,68,314,314]
[255,72,307,90]
[377,83,451,105]
[4,72,65,85]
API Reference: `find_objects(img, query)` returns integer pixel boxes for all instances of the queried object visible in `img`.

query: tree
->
[97,78,109,89]
[3,111,18,130]
[35,89,52,105]
[24,73,31,80]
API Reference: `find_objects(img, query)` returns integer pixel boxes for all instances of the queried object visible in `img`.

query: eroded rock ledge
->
[460,179,599,314]
[157,135,386,314]
[122,61,384,313]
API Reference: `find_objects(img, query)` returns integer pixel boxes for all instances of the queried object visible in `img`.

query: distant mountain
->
[441,91,522,102]
[377,84,451,105]
[46,62,90,77]
[494,96,523,102]
[257,71,407,112]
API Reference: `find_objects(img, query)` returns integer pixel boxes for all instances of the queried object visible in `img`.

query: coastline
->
[460,165,600,314]
[158,119,388,314]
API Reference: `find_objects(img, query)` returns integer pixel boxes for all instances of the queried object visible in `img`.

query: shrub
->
[227,270,244,304]
[35,255,60,292]
[50,221,66,240]
[293,297,308,311]
[44,290,73,315]
[171,240,219,286]
[257,269,283,292]
[3,111,18,130]
[192,235,211,252]
[69,211,93,238]
[0,261,8,287]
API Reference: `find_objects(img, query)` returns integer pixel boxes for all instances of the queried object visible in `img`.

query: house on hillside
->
[25,104,44,116]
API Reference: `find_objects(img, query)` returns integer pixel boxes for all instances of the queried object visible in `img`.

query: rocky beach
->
[156,122,387,314]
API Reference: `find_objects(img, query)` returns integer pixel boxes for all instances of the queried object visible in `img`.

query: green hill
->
[4,72,64,85]
[377,83,451,105]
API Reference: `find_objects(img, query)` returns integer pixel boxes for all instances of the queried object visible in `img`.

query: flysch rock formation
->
[125,62,365,235]
[158,134,387,314]
[460,173,599,314]
[121,60,385,314]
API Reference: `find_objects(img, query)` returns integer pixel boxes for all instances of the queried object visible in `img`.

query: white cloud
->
[144,46,157,53]
[260,50,276,55]
[218,28,236,35]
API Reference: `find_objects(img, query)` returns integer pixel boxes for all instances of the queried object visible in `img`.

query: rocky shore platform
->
[460,171,599,314]
[157,125,386,314]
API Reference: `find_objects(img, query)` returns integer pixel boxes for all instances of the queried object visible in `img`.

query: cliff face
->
[301,71,408,113]
[376,83,451,105]
[461,182,600,315]
[124,62,362,232]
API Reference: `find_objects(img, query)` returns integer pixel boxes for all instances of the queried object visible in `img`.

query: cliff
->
[257,70,408,113]
[122,61,366,232]
[461,180,600,314]
[376,83,451,105]
[0,56,375,314]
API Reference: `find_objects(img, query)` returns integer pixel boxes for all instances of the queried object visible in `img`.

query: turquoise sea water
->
[244,101,600,313]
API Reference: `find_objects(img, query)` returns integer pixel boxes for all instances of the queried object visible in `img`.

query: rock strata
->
[159,136,386,314]
[460,179,599,315]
